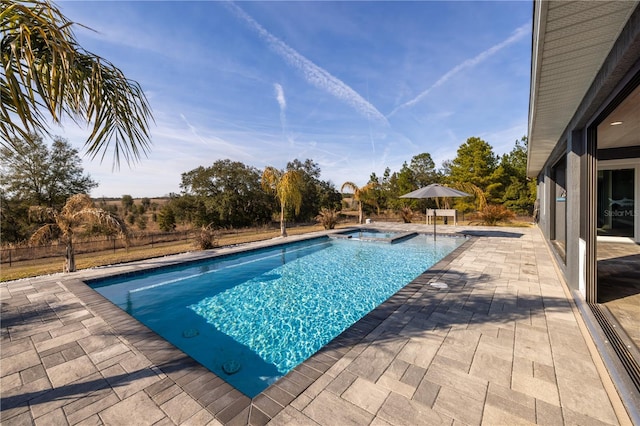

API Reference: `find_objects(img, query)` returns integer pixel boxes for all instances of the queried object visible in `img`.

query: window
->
[551,156,567,261]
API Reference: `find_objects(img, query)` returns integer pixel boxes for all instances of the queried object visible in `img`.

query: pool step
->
[329,231,418,243]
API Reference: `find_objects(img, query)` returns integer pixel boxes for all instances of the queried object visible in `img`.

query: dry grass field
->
[0,224,331,282]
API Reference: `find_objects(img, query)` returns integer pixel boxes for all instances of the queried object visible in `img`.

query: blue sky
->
[56,1,532,198]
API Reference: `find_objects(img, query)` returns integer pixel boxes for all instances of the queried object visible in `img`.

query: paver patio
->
[0,225,632,425]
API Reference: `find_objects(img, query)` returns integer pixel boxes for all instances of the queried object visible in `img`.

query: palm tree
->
[29,194,128,272]
[452,182,487,210]
[340,181,377,224]
[261,167,303,237]
[1,0,153,167]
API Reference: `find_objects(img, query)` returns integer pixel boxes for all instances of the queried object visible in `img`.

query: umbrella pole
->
[433,210,436,240]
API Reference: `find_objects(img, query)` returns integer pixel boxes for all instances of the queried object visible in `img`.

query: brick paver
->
[1,225,630,425]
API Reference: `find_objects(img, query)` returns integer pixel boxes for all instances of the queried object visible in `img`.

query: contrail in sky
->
[227,2,388,125]
[274,83,286,126]
[180,113,208,145]
[274,83,293,146]
[388,23,530,117]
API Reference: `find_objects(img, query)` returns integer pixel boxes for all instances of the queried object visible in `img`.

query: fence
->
[0,230,193,266]
[0,223,315,266]
[0,220,367,267]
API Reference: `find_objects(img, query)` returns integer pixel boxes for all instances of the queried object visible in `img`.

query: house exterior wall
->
[535,83,639,299]
[530,4,640,416]
[566,130,584,293]
[533,5,640,298]
[536,131,587,294]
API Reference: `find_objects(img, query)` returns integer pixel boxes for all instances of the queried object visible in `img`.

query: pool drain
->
[222,359,241,375]
[182,328,199,338]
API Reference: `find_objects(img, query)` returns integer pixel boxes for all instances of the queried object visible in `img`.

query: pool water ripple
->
[91,234,463,397]
[189,235,462,379]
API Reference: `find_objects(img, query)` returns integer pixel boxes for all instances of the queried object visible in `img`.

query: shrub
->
[136,215,148,230]
[316,208,339,230]
[194,224,218,250]
[399,207,413,223]
[477,204,516,226]
[158,207,176,231]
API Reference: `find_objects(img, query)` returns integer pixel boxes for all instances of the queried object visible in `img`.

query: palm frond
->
[340,181,359,198]
[453,182,487,210]
[261,166,281,194]
[1,0,153,167]
[71,207,130,243]
[29,222,56,245]
[359,182,380,210]
[28,204,56,222]
[278,170,303,215]
[60,193,94,216]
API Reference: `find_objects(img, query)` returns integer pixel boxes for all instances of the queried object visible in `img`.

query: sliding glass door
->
[597,168,636,238]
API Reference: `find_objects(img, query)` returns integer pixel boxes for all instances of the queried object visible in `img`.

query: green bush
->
[136,215,148,230]
[158,207,176,231]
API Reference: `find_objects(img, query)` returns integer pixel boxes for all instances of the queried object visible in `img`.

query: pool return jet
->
[399,184,471,240]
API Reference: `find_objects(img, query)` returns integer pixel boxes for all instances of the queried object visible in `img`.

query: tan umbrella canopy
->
[400,184,471,239]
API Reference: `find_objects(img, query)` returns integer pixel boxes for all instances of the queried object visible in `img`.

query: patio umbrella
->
[400,184,471,239]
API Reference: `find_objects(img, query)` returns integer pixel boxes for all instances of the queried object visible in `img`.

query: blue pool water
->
[90,234,464,397]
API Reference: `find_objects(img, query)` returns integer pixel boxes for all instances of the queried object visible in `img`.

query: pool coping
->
[66,228,472,425]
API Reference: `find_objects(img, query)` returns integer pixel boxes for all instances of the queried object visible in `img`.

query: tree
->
[0,134,97,208]
[445,137,499,209]
[450,181,487,213]
[157,205,176,232]
[140,197,151,212]
[315,179,342,213]
[121,195,134,214]
[340,181,378,224]
[180,159,272,228]
[0,191,30,242]
[1,0,153,167]
[403,153,442,213]
[409,153,439,187]
[165,194,206,227]
[262,167,304,237]
[498,136,536,214]
[367,167,394,212]
[396,162,417,199]
[446,137,498,192]
[286,159,341,221]
[285,159,321,222]
[383,162,422,212]
[136,214,148,230]
[29,194,128,272]
[367,173,387,212]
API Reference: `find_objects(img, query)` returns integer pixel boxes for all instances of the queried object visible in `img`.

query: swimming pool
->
[89,233,464,397]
